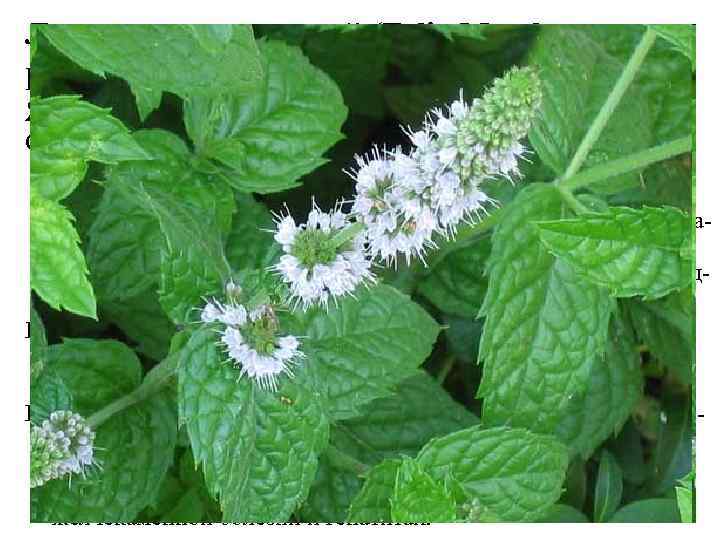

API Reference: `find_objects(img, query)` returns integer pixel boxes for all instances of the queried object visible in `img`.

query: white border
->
[1,2,711,537]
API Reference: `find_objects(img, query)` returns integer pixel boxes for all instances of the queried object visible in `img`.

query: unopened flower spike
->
[200,284,305,392]
[30,410,96,488]
[272,200,375,311]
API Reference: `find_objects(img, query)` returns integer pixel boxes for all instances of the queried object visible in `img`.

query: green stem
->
[437,355,456,385]
[559,135,692,192]
[556,185,590,215]
[324,444,370,476]
[329,222,365,250]
[87,353,180,428]
[559,28,657,183]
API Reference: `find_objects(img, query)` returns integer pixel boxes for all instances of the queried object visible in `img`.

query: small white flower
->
[200,301,222,323]
[203,295,304,392]
[272,202,374,310]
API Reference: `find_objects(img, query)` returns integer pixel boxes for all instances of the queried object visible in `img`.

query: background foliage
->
[29,23,695,523]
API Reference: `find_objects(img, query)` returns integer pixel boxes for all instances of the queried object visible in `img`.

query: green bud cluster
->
[461,66,542,152]
[291,228,338,268]
[453,66,542,179]
[30,426,65,488]
[29,410,96,489]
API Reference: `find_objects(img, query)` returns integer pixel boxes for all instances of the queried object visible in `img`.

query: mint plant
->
[29,23,695,523]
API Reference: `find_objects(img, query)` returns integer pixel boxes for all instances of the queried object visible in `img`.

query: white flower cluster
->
[201,297,303,392]
[31,410,96,488]
[266,66,541,310]
[272,202,375,310]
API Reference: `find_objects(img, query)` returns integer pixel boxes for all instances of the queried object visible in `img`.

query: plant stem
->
[329,222,365,250]
[559,135,693,192]
[556,185,590,215]
[559,28,657,183]
[437,355,456,385]
[87,353,180,428]
[324,444,370,476]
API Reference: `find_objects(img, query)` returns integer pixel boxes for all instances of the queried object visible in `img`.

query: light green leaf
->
[609,499,681,523]
[536,206,692,299]
[184,40,346,193]
[418,234,491,318]
[347,459,401,523]
[651,25,696,71]
[302,371,476,522]
[30,305,48,382]
[430,24,486,40]
[178,328,329,522]
[676,469,694,523]
[553,314,643,458]
[31,339,176,523]
[478,184,613,434]
[416,426,569,522]
[391,459,457,523]
[30,192,96,319]
[288,284,440,420]
[627,292,693,384]
[40,25,263,120]
[593,450,623,522]
[30,95,148,201]
[528,26,653,193]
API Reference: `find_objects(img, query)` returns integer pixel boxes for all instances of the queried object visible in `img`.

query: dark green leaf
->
[418,235,491,318]
[32,339,176,523]
[289,284,440,420]
[593,450,623,522]
[178,328,329,522]
[225,195,282,271]
[537,504,589,523]
[609,499,680,523]
[478,184,613,435]
[30,305,48,382]
[184,40,346,193]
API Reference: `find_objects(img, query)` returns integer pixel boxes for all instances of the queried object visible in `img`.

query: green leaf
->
[178,328,329,522]
[103,130,235,323]
[30,367,73,423]
[415,426,569,522]
[302,27,389,118]
[184,40,346,193]
[347,459,401,523]
[585,25,694,145]
[31,339,176,523]
[609,499,681,523]
[418,235,491,318]
[478,184,613,434]
[676,469,694,523]
[30,95,148,201]
[30,192,96,319]
[40,25,263,120]
[391,459,457,523]
[430,24,487,40]
[30,305,48,382]
[647,393,693,496]
[651,25,696,71]
[553,314,643,458]
[101,293,176,360]
[302,371,476,522]
[226,195,282,271]
[529,26,653,192]
[538,504,589,523]
[536,206,692,299]
[593,450,623,522]
[288,284,440,420]
[627,293,693,384]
